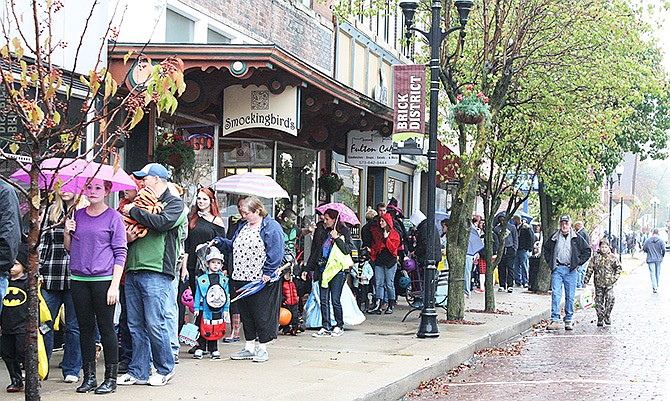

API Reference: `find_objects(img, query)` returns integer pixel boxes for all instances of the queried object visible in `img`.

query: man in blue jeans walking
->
[543,215,591,331]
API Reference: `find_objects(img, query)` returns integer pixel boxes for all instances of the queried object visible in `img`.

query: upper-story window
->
[166,8,194,42]
[207,28,231,44]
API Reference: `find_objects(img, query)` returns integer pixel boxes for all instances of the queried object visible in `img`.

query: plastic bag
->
[179,322,200,346]
[38,332,48,380]
[304,282,365,328]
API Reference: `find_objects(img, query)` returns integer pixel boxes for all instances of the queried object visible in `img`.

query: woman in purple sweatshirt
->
[64,179,127,395]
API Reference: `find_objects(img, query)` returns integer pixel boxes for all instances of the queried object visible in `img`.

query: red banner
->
[392,64,426,139]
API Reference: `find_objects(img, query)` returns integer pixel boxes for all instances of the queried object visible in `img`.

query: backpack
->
[200,274,227,341]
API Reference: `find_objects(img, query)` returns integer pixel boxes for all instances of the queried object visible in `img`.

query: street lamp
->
[651,197,660,229]
[399,0,474,338]
[615,165,623,261]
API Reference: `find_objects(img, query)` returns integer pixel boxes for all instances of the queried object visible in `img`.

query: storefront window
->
[387,177,405,211]
[333,162,361,220]
[275,143,317,225]
[217,140,275,220]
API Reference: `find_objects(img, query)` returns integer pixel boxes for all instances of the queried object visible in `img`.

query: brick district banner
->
[392,64,426,144]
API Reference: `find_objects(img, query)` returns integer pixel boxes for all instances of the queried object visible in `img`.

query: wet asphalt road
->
[403,255,670,401]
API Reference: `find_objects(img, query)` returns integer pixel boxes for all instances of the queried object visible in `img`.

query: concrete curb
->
[356,308,550,401]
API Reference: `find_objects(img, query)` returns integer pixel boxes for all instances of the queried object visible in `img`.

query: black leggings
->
[71,280,118,365]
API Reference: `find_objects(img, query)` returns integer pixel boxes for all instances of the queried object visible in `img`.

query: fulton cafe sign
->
[392,64,426,155]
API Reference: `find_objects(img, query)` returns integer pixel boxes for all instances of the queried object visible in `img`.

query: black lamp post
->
[399,0,473,338]
[615,167,623,261]
[651,197,660,229]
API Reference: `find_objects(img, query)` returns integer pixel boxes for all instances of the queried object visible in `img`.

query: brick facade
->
[178,0,334,73]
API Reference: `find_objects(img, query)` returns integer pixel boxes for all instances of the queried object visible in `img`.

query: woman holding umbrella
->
[308,208,355,337]
[211,197,284,363]
[64,179,127,394]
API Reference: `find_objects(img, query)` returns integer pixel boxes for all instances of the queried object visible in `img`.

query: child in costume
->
[1,244,29,392]
[584,239,622,326]
[193,247,229,359]
[350,248,373,311]
[280,270,302,335]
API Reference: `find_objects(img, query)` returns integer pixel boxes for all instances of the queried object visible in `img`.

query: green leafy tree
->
[0,2,185,399]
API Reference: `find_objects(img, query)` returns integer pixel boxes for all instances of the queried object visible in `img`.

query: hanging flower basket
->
[454,111,486,125]
[451,85,492,126]
[318,173,344,195]
[167,153,184,168]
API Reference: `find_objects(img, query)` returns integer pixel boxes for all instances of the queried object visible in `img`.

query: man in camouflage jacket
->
[584,239,622,326]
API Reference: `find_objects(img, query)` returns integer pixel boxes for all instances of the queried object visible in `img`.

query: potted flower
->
[451,85,492,125]
[154,128,196,182]
[318,171,344,195]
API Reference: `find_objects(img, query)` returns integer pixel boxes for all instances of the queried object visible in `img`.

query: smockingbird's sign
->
[346,131,398,166]
[223,85,298,136]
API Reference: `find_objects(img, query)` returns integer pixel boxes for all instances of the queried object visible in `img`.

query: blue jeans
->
[464,255,474,297]
[551,265,577,322]
[125,271,175,380]
[514,250,530,286]
[319,271,346,330]
[0,272,8,315]
[118,285,132,365]
[165,275,180,356]
[576,261,588,288]
[373,263,397,303]
[42,289,82,378]
[648,261,662,290]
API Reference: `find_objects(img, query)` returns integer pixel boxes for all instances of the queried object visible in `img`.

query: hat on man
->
[559,215,571,222]
[132,163,169,179]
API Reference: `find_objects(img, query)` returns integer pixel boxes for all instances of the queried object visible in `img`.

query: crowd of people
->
[1,165,667,394]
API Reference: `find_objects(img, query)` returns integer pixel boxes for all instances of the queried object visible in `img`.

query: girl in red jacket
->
[367,213,401,314]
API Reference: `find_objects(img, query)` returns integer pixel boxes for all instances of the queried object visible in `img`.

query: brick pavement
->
[403,255,669,401]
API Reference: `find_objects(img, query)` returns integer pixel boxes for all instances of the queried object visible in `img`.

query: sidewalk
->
[9,257,649,400]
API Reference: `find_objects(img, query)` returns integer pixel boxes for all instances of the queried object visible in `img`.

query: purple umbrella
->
[229,263,291,303]
[315,203,361,226]
[11,157,136,193]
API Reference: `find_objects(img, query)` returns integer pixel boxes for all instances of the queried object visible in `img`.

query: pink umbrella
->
[214,172,289,199]
[10,158,137,193]
[316,203,361,226]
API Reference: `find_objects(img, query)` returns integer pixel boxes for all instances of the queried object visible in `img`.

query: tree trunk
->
[445,174,478,320]
[25,165,41,400]
[535,181,554,292]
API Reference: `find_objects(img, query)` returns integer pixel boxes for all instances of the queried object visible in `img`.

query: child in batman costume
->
[1,244,28,392]
[193,247,229,359]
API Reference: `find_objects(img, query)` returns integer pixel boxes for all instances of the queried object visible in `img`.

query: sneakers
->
[211,351,221,360]
[312,328,331,338]
[384,305,394,314]
[564,321,573,330]
[547,321,561,331]
[597,319,604,327]
[507,288,513,293]
[63,375,79,383]
[230,349,256,360]
[474,288,485,293]
[252,349,268,363]
[604,317,611,325]
[498,287,505,292]
[331,327,344,337]
[193,349,203,359]
[118,373,148,386]
[148,370,174,387]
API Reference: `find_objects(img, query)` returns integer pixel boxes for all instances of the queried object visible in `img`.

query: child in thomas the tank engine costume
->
[193,247,230,359]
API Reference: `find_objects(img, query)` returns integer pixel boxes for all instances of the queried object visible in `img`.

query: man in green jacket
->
[119,163,186,387]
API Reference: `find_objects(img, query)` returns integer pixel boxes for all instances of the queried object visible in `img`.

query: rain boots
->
[5,362,23,393]
[76,361,97,393]
[94,364,118,394]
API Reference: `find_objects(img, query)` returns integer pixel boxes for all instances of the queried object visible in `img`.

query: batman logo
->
[3,287,27,307]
